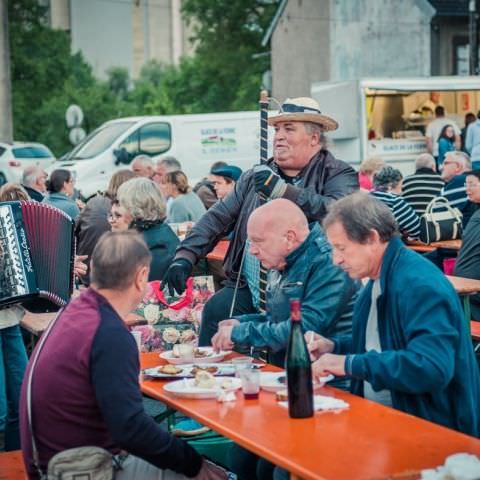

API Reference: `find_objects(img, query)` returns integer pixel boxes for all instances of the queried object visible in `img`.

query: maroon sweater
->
[19,288,202,478]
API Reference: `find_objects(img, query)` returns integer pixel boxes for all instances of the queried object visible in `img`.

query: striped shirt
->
[370,190,421,239]
[442,174,475,227]
[402,168,444,215]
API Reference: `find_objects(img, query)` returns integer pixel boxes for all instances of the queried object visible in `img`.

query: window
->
[139,123,171,156]
[12,146,53,159]
[0,147,6,157]
[68,121,135,160]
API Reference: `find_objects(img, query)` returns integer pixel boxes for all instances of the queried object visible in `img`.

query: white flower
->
[162,327,180,344]
[143,304,160,324]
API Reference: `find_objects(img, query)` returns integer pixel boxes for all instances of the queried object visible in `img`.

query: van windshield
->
[66,121,135,160]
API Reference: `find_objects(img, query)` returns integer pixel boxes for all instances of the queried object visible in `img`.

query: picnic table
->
[446,275,480,328]
[406,239,462,253]
[140,352,480,480]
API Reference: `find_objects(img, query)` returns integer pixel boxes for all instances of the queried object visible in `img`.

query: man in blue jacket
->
[211,199,358,368]
[309,192,480,437]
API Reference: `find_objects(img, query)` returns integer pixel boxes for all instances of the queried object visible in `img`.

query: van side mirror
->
[113,148,129,165]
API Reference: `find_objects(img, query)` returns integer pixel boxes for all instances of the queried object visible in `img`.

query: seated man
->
[212,198,358,367]
[209,165,243,200]
[309,192,480,437]
[20,231,226,480]
[212,199,358,480]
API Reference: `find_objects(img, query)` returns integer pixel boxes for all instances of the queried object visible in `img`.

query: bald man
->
[211,199,358,367]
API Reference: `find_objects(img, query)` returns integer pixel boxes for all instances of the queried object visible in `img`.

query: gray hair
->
[323,192,398,244]
[90,231,152,290]
[444,151,471,170]
[373,166,403,190]
[117,177,166,222]
[132,154,154,168]
[22,166,44,187]
[303,122,327,147]
[415,153,436,171]
[156,156,182,172]
[359,156,385,174]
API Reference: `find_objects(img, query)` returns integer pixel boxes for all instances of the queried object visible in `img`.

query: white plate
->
[164,377,242,399]
[160,347,230,365]
[260,372,334,392]
[143,363,235,379]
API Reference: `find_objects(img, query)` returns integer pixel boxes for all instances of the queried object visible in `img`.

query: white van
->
[52,111,272,198]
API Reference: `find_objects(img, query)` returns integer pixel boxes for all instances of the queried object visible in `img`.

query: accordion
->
[0,201,75,312]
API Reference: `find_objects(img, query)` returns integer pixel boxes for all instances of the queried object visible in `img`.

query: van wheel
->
[0,173,6,186]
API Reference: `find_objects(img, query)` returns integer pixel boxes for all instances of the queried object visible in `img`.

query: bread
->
[276,389,288,402]
[159,365,183,375]
[194,370,216,389]
[191,366,218,375]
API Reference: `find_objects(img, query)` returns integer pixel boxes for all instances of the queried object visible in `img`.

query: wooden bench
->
[0,450,27,479]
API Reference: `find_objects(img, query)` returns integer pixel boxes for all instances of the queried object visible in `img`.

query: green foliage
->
[8,0,277,156]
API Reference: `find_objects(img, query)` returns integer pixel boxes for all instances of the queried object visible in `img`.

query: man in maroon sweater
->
[20,231,226,479]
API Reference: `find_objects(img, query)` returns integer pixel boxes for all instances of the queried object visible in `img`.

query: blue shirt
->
[43,192,80,220]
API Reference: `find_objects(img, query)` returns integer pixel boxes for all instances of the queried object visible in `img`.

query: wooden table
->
[206,240,230,262]
[406,239,462,253]
[140,353,480,480]
[447,275,480,329]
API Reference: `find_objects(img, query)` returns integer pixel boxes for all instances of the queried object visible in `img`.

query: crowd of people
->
[0,95,479,480]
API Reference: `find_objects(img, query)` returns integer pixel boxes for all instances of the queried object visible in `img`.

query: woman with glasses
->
[43,169,80,220]
[117,177,179,281]
[453,170,480,320]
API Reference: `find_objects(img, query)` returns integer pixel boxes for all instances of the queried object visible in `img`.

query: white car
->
[0,142,56,186]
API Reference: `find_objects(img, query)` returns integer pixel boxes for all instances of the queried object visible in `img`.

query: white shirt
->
[425,117,460,156]
[0,305,25,330]
[363,279,392,407]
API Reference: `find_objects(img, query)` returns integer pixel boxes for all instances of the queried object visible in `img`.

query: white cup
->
[177,343,194,361]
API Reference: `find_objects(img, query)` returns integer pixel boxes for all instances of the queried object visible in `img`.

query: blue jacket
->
[43,192,80,220]
[335,236,480,437]
[232,223,358,366]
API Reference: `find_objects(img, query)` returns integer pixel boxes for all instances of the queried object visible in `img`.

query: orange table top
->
[206,240,230,262]
[140,352,480,480]
[446,275,480,294]
[406,239,462,253]
[471,321,480,342]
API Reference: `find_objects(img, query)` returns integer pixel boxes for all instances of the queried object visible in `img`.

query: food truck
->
[311,76,480,174]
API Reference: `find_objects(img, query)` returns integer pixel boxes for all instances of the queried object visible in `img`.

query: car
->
[0,142,56,186]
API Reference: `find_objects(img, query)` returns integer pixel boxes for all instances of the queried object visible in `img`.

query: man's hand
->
[253,165,287,200]
[73,255,88,278]
[312,353,346,380]
[162,258,193,295]
[304,331,335,361]
[193,459,229,480]
[218,318,240,328]
[211,325,234,352]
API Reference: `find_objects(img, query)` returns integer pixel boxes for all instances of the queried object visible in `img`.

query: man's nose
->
[249,243,258,255]
[332,250,342,266]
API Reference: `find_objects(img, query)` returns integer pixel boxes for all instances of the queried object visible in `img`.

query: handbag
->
[26,310,115,480]
[419,196,463,244]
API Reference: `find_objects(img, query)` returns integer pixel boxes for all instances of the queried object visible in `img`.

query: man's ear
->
[134,265,149,291]
[366,229,380,245]
[310,131,321,146]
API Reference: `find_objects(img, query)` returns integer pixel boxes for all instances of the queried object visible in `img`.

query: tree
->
[176,0,277,112]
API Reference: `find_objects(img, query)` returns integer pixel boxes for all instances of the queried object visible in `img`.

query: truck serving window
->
[67,121,135,160]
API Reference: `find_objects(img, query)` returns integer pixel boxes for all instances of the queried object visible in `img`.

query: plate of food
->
[163,371,242,399]
[160,346,230,365]
[143,363,235,379]
[260,372,334,392]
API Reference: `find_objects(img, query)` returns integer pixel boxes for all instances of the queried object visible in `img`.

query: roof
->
[428,0,470,17]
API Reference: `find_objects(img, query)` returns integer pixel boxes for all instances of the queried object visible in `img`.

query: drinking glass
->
[239,368,260,399]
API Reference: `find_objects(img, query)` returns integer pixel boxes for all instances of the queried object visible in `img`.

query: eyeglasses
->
[465,182,480,189]
[108,212,124,221]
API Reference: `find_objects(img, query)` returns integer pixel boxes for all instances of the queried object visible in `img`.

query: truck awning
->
[360,76,480,91]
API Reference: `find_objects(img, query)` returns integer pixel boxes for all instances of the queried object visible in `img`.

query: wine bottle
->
[286,299,314,418]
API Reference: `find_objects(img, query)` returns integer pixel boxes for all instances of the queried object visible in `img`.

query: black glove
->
[162,258,193,296]
[253,165,287,200]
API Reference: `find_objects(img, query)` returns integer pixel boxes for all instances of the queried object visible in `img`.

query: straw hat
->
[268,97,338,131]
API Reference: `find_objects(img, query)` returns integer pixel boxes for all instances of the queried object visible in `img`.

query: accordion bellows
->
[0,201,75,312]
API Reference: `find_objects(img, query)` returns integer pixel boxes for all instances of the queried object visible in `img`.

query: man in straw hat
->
[164,97,359,346]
